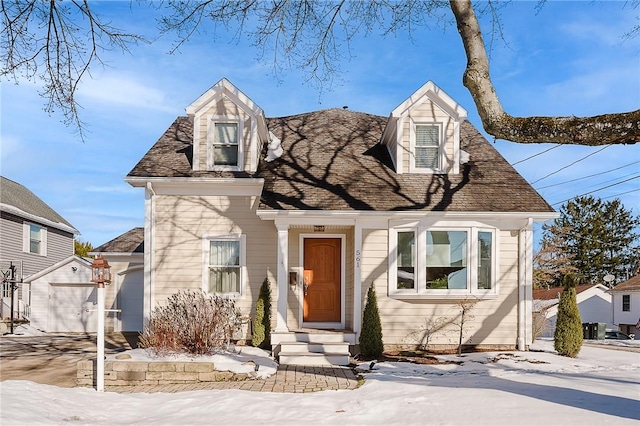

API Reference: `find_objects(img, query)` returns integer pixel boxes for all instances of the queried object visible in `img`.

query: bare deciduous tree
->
[2,0,638,145]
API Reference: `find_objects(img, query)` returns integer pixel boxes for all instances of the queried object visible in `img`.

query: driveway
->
[0,333,136,387]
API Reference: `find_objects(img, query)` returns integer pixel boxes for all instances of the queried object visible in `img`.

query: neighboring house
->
[125,78,556,365]
[0,176,78,320]
[609,275,640,339]
[533,284,613,338]
[22,227,145,334]
[91,227,145,333]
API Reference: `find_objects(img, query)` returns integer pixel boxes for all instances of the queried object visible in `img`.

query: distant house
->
[125,78,556,365]
[91,227,145,333]
[609,275,640,340]
[0,176,78,320]
[21,227,144,334]
[533,284,614,338]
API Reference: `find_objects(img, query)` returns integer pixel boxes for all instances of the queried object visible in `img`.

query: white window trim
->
[22,222,47,256]
[202,233,246,298]
[389,224,498,299]
[207,115,244,171]
[409,120,445,174]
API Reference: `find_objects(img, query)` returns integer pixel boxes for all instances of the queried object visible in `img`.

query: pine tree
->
[252,278,272,349]
[359,285,383,359]
[554,275,583,357]
[537,196,640,287]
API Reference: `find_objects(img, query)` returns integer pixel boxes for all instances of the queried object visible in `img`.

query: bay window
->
[390,226,496,297]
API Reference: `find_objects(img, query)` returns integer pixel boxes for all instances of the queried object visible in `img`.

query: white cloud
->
[78,74,175,112]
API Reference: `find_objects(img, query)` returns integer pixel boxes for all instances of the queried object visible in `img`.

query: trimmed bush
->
[139,290,242,355]
[554,275,583,357]
[252,277,272,349]
[359,285,383,359]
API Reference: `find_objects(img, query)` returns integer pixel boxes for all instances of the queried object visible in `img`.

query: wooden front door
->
[303,238,341,323]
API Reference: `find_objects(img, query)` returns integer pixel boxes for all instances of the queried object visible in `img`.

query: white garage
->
[48,283,97,332]
[116,267,144,332]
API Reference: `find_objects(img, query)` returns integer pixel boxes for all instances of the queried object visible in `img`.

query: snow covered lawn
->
[1,339,638,425]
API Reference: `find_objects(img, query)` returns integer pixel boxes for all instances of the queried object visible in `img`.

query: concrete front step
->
[279,341,350,353]
[278,352,351,366]
[273,330,355,366]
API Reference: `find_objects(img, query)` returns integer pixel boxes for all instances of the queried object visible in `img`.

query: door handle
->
[303,274,309,296]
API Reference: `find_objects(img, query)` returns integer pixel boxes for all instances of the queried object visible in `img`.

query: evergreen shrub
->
[252,278,272,349]
[554,275,583,357]
[359,285,384,359]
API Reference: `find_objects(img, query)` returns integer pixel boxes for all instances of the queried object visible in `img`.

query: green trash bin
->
[595,322,606,340]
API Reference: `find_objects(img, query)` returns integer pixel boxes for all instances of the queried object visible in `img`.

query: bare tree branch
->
[450,0,639,146]
[1,0,145,140]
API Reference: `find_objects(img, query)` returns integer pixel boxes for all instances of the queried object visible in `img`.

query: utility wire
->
[531,145,611,185]
[535,160,640,190]
[602,188,640,200]
[512,145,561,165]
[551,175,640,206]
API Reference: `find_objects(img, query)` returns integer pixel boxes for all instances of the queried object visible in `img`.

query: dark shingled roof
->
[610,275,640,292]
[128,108,554,213]
[533,284,601,301]
[0,176,77,230]
[93,227,144,254]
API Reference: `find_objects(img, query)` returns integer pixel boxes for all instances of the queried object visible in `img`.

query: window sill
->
[388,291,498,300]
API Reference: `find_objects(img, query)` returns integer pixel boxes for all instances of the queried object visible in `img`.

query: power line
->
[531,145,612,185]
[512,145,561,166]
[535,160,640,190]
[602,188,640,200]
[551,175,640,206]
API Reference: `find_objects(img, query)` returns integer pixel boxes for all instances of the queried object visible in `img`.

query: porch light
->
[91,254,111,284]
[90,254,111,392]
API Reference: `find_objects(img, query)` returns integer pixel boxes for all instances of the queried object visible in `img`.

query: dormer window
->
[207,117,244,170]
[411,122,443,173]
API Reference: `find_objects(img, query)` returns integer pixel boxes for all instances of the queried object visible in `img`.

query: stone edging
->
[77,359,256,387]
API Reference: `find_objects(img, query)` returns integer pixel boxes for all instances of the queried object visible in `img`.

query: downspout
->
[517,218,533,351]
[144,182,156,326]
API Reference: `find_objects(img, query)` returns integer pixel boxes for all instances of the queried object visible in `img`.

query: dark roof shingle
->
[127,108,554,213]
[93,227,144,254]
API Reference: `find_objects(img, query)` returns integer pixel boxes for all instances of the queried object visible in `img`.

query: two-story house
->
[610,275,640,339]
[0,176,78,322]
[125,78,557,364]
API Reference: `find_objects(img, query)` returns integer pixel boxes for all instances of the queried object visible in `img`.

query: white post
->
[275,223,289,332]
[96,282,105,392]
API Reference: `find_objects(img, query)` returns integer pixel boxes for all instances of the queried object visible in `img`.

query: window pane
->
[623,295,630,312]
[210,240,240,266]
[415,125,439,146]
[397,231,415,289]
[214,145,238,166]
[415,147,439,169]
[29,225,41,254]
[214,123,238,146]
[415,125,439,169]
[426,231,467,289]
[478,231,492,290]
[209,267,240,293]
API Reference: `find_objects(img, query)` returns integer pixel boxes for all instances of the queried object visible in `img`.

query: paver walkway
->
[106,365,360,394]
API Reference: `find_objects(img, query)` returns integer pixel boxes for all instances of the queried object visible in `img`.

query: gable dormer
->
[381,81,467,175]
[186,78,270,173]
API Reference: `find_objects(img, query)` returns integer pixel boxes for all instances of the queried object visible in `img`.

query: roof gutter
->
[0,203,79,235]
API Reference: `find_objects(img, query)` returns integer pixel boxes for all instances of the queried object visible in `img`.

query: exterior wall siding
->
[1,212,74,279]
[360,228,520,349]
[152,195,277,326]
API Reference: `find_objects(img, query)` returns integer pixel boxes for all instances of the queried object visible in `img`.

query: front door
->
[303,238,341,323]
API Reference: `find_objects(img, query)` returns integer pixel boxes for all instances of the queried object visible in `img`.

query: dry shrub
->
[139,290,243,355]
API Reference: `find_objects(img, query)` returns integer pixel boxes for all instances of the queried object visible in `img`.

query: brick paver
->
[105,365,360,394]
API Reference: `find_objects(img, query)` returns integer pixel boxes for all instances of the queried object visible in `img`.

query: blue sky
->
[1,1,638,249]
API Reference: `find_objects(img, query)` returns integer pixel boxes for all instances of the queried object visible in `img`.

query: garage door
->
[49,284,97,332]
[119,269,144,332]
